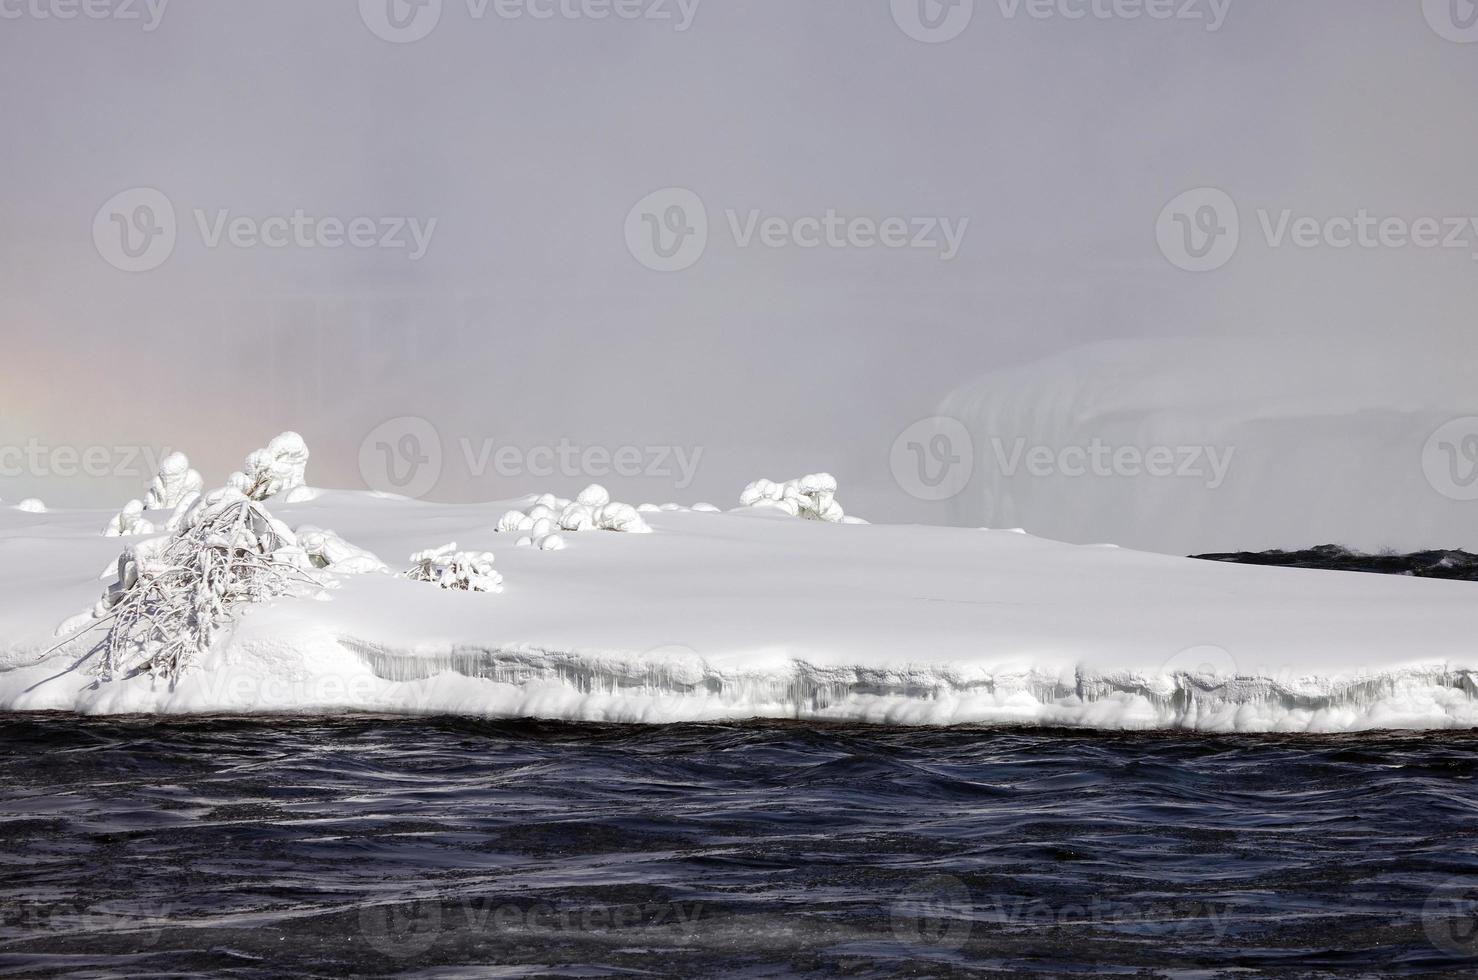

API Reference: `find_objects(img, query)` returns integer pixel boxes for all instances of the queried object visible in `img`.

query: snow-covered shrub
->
[64,489,332,682]
[494,484,650,548]
[296,525,386,574]
[16,498,46,513]
[103,499,156,537]
[228,432,310,501]
[739,473,866,523]
[144,452,204,510]
[406,543,503,593]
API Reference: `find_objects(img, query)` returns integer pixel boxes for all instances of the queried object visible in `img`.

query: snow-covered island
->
[1,433,1475,733]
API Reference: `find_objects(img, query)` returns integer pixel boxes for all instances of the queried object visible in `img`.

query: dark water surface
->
[1193,545,1478,581]
[2,715,1477,978]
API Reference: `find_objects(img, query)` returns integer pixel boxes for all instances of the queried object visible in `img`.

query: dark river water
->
[1,715,1477,978]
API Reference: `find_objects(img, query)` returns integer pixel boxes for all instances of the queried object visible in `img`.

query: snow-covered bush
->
[296,525,387,574]
[102,453,199,537]
[406,543,503,593]
[16,498,46,514]
[228,432,310,501]
[739,473,866,523]
[63,490,332,682]
[103,499,155,537]
[494,484,651,549]
[144,452,204,510]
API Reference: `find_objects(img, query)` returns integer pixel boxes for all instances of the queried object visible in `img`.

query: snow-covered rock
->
[15,499,46,514]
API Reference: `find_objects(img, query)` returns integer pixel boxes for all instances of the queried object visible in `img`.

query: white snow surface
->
[940,338,1478,556]
[1,490,1476,732]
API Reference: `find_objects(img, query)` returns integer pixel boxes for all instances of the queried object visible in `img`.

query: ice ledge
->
[333,638,1478,733]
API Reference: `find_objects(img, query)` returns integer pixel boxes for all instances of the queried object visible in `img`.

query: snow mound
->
[406,544,503,593]
[16,498,46,514]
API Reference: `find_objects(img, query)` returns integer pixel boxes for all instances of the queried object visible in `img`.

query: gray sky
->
[3,0,1477,522]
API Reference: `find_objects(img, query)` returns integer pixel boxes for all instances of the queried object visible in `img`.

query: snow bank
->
[3,490,1477,731]
[939,338,1478,556]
